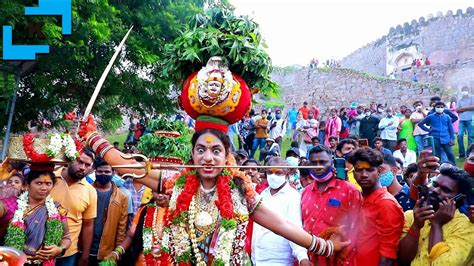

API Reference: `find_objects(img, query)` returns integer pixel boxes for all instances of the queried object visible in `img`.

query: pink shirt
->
[410,111,428,136]
[324,116,342,146]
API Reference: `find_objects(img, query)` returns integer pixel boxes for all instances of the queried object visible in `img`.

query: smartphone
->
[334,158,347,180]
[422,136,437,157]
[417,185,430,207]
[358,138,369,147]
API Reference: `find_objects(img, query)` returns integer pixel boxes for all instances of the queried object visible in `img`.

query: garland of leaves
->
[5,192,64,255]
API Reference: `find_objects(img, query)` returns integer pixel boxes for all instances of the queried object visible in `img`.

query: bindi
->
[205,136,215,144]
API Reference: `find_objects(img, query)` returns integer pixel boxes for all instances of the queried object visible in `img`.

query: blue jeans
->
[457,120,474,157]
[55,253,79,266]
[414,135,426,155]
[251,138,266,161]
[433,138,456,165]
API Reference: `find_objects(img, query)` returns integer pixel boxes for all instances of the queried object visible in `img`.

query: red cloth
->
[354,187,404,266]
[301,178,362,265]
[299,106,310,120]
[311,107,320,119]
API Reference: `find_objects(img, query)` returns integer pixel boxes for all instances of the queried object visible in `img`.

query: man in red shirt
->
[299,101,310,120]
[301,144,362,265]
[347,147,404,266]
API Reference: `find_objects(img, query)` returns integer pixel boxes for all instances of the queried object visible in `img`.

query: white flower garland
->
[45,133,79,161]
[11,192,29,224]
[12,192,59,225]
[62,134,79,160]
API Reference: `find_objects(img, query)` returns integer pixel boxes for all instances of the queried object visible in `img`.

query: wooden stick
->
[111,163,324,170]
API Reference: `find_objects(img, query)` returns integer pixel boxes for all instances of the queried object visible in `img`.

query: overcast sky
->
[231,0,473,66]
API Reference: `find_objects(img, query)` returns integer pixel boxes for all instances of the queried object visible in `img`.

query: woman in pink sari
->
[324,108,342,146]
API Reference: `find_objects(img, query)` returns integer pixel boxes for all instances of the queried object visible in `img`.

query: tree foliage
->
[0,0,277,134]
[161,5,279,98]
[1,0,206,132]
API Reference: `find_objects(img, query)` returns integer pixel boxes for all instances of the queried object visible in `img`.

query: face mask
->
[267,115,272,120]
[464,161,474,177]
[286,157,299,167]
[96,174,113,185]
[112,175,125,187]
[378,108,384,113]
[387,112,393,117]
[275,114,282,119]
[365,112,371,117]
[266,174,286,189]
[379,171,394,187]
[310,166,334,183]
[462,91,469,96]
[415,106,422,111]
[435,107,444,114]
[343,152,352,161]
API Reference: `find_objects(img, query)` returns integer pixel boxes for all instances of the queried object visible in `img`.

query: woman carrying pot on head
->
[0,166,71,265]
[78,57,350,265]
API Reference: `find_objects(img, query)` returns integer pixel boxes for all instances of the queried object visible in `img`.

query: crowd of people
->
[1,87,474,265]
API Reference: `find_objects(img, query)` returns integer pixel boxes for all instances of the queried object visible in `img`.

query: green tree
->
[161,4,279,98]
[1,0,206,132]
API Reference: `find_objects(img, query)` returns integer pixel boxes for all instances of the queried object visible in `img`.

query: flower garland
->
[23,133,82,162]
[5,192,64,257]
[160,169,244,265]
[22,133,52,162]
[143,203,157,266]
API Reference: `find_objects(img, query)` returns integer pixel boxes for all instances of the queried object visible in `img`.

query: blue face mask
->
[276,114,282,119]
[379,171,394,187]
[96,174,113,186]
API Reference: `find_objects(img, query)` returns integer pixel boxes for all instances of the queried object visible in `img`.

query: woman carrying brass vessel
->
[78,57,350,265]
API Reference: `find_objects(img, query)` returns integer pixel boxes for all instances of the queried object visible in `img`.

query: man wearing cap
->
[235,149,249,165]
[418,101,456,165]
[261,138,280,162]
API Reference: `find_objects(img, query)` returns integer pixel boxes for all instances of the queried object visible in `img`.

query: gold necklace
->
[193,189,218,242]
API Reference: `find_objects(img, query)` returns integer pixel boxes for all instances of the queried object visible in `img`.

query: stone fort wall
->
[341,7,474,78]
[272,67,444,120]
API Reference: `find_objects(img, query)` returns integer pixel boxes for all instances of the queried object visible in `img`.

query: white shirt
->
[269,118,286,140]
[393,149,417,167]
[251,183,308,265]
[379,116,399,141]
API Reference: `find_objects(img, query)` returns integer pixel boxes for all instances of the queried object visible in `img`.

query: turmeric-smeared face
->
[192,132,227,179]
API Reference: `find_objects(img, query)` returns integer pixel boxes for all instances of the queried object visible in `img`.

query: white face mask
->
[435,107,444,114]
[286,157,299,167]
[462,91,469,96]
[266,174,286,189]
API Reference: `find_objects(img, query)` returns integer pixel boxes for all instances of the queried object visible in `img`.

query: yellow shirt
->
[50,170,98,257]
[347,168,361,191]
[401,209,474,266]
